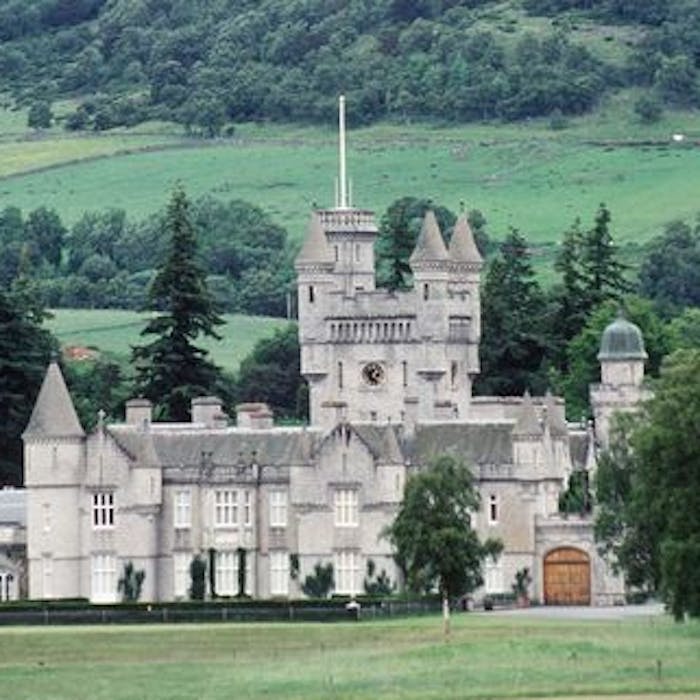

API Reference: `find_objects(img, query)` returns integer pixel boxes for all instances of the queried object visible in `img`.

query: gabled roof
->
[513,391,541,438]
[409,210,449,264]
[352,424,404,463]
[23,360,85,439]
[449,213,483,264]
[294,211,334,267]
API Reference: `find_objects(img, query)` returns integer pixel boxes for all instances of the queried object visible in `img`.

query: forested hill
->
[0,0,698,132]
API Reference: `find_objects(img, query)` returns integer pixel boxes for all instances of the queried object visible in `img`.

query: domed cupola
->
[597,312,647,362]
[597,311,647,387]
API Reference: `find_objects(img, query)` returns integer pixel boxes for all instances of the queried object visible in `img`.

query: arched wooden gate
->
[543,547,590,605]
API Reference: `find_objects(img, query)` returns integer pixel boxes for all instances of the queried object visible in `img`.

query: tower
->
[23,359,85,599]
[590,312,649,447]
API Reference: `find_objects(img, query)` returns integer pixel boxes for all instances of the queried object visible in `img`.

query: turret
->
[590,312,649,447]
[512,391,543,470]
[409,210,450,301]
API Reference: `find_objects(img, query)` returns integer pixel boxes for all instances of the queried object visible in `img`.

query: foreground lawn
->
[0,614,698,699]
[46,309,290,374]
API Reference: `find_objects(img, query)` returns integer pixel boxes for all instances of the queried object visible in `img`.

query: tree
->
[475,229,548,396]
[639,218,700,312]
[0,287,55,486]
[581,204,630,311]
[363,559,395,596]
[132,186,230,421]
[634,94,663,123]
[25,207,66,268]
[27,100,52,129]
[301,562,334,598]
[117,561,146,602]
[595,350,700,619]
[232,324,307,420]
[385,454,502,637]
[189,554,206,599]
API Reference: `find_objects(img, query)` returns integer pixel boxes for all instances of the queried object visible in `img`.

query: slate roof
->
[569,432,589,470]
[294,211,334,267]
[107,426,313,468]
[352,424,404,462]
[0,489,26,526]
[598,312,647,360]
[449,213,483,264]
[23,361,85,439]
[409,210,449,264]
[409,423,513,466]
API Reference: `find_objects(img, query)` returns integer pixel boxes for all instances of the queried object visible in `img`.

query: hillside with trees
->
[0,0,697,132]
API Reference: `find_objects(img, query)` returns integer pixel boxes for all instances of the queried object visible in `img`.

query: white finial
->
[338,95,348,209]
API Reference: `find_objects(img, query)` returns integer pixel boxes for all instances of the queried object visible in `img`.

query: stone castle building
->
[18,203,650,605]
[15,102,651,605]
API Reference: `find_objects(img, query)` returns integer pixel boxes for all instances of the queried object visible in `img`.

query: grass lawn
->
[0,97,698,250]
[0,614,698,699]
[45,309,290,374]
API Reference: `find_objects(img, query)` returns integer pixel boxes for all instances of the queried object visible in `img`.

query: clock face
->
[362,362,385,386]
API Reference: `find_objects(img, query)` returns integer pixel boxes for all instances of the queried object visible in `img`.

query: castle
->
[2,103,651,605]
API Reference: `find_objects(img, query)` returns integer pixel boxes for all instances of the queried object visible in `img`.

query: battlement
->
[318,208,378,234]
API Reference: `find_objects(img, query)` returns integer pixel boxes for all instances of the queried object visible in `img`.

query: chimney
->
[235,403,274,429]
[192,396,227,428]
[125,398,152,427]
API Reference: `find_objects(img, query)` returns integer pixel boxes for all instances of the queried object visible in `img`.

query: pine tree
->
[132,185,228,421]
[475,229,547,396]
[581,204,630,310]
[0,288,55,485]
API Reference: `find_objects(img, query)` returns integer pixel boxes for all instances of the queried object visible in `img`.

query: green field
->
[1,96,699,249]
[0,614,698,699]
[46,309,290,374]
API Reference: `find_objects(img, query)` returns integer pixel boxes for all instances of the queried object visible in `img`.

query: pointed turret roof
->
[295,212,334,267]
[23,359,85,439]
[513,391,541,438]
[409,210,449,264]
[449,213,483,265]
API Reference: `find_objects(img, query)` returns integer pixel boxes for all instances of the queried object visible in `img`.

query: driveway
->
[485,602,665,620]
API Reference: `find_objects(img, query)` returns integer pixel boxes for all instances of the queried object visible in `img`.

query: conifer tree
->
[475,229,547,396]
[132,185,228,421]
[0,288,55,485]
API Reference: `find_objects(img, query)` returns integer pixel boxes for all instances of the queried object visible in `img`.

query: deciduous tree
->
[385,454,502,637]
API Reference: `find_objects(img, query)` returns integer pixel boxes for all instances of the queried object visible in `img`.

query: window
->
[173,552,190,598]
[215,550,236,596]
[338,361,343,390]
[484,560,504,594]
[308,285,315,303]
[355,243,361,261]
[92,492,114,529]
[423,283,429,301]
[489,494,498,525]
[216,550,252,596]
[243,490,253,527]
[334,551,359,595]
[451,361,458,389]
[269,490,287,528]
[91,554,117,603]
[270,551,289,596]
[402,361,408,387]
[334,489,358,527]
[215,490,238,527]
[174,489,191,528]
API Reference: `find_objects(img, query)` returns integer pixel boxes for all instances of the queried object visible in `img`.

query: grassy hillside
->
[0,614,698,699]
[1,97,698,248]
[46,309,290,374]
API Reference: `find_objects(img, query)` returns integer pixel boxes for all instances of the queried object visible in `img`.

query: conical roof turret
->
[449,213,483,265]
[409,210,449,264]
[295,212,334,267]
[598,311,647,361]
[23,358,85,439]
[513,391,541,438]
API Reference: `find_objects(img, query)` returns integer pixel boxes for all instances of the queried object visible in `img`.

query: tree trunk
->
[442,594,450,641]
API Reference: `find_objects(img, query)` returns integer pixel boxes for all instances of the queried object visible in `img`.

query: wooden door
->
[543,547,590,605]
